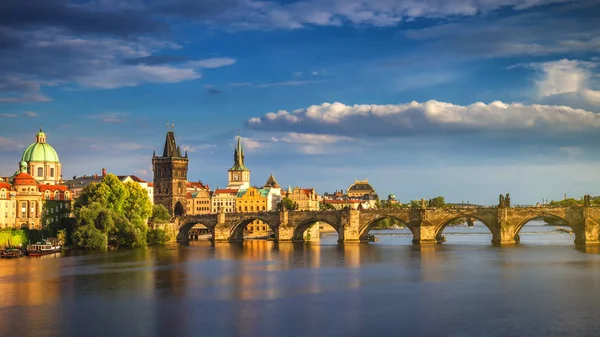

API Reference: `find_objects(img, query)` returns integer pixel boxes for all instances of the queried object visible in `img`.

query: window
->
[50,168,55,177]
[21,202,26,217]
[37,167,43,177]
[45,191,50,200]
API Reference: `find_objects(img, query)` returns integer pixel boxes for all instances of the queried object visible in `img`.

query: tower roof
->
[230,134,248,171]
[162,130,183,158]
[21,127,59,163]
[263,174,280,188]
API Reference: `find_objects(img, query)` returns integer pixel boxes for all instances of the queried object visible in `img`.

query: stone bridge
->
[175,204,600,246]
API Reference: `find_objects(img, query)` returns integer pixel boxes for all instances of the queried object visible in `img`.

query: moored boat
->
[1,248,24,259]
[27,240,61,257]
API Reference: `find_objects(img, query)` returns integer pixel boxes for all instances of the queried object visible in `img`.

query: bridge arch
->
[177,220,216,242]
[359,215,414,243]
[433,214,497,243]
[229,215,278,242]
[292,218,340,243]
[513,211,581,244]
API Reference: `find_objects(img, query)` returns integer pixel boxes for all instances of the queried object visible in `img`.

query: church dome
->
[13,172,38,185]
[21,128,60,163]
[388,193,396,200]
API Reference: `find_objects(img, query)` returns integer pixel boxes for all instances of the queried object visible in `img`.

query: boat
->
[1,248,24,259]
[26,240,61,257]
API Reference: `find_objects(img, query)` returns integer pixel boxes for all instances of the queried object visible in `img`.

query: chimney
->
[102,168,106,177]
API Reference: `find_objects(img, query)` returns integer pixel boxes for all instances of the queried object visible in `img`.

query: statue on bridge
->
[499,193,511,208]
[584,194,591,207]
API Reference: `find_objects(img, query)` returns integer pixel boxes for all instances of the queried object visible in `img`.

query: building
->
[347,179,378,199]
[186,181,211,215]
[20,128,62,185]
[153,128,189,216]
[287,186,320,211]
[236,186,270,235]
[0,166,72,230]
[226,134,250,190]
[211,188,237,213]
[262,174,282,211]
[286,186,321,239]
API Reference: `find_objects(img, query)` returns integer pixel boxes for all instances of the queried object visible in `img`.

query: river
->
[1,221,600,337]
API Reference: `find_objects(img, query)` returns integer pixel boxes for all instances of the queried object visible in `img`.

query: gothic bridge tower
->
[153,127,188,216]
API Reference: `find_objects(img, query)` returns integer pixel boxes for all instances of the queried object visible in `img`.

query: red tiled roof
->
[187,181,209,189]
[39,185,69,192]
[0,182,11,199]
[147,182,154,187]
[13,172,37,185]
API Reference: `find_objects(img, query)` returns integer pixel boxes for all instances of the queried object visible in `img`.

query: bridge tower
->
[152,126,189,216]
[226,133,250,190]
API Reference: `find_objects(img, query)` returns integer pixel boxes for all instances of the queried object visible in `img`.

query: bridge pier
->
[277,226,295,242]
[213,224,232,243]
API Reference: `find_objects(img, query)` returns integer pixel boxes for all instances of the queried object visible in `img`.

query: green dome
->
[21,129,60,163]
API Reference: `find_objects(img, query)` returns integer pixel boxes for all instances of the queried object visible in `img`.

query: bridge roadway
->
[175,204,600,246]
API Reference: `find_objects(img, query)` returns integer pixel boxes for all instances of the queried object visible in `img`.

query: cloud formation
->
[248,100,600,137]
[531,59,600,105]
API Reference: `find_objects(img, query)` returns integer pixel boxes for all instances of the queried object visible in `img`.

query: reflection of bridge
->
[176,204,600,246]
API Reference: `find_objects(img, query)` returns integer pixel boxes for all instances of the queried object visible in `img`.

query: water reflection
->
[1,231,600,337]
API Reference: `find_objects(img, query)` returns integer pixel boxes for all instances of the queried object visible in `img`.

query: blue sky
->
[1,0,600,205]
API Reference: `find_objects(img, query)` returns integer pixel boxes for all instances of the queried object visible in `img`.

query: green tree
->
[430,196,446,208]
[409,200,422,208]
[277,197,295,211]
[72,225,107,251]
[320,202,337,211]
[123,182,152,221]
[548,198,581,207]
[147,229,170,245]
[150,204,171,224]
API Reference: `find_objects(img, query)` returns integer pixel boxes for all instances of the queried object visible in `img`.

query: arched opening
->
[292,219,340,243]
[514,214,578,245]
[188,224,211,241]
[174,202,185,216]
[434,215,495,245]
[177,222,214,242]
[230,217,276,242]
[359,216,413,244]
[37,167,43,177]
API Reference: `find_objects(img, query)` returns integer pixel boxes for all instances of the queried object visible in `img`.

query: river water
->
[2,221,600,337]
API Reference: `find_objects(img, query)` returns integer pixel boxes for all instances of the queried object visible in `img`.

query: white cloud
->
[271,132,351,144]
[0,113,18,118]
[87,112,128,123]
[518,59,600,106]
[248,100,600,136]
[186,58,236,69]
[75,65,201,89]
[22,111,38,117]
[254,80,324,88]
[183,144,217,153]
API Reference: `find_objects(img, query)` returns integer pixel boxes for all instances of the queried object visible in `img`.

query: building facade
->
[20,128,62,185]
[211,189,238,213]
[236,186,271,235]
[286,186,321,239]
[186,181,211,215]
[152,129,189,216]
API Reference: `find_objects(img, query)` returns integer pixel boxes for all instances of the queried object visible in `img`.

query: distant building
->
[20,128,63,185]
[153,128,189,216]
[286,186,321,239]
[236,186,270,235]
[0,130,73,230]
[186,181,211,215]
[226,134,250,190]
[211,188,238,213]
[262,174,282,211]
[322,179,379,210]
[65,169,154,205]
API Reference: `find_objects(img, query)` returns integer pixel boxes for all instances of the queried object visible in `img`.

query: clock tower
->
[226,133,250,190]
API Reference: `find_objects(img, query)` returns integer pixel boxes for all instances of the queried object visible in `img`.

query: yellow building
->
[286,186,321,239]
[186,181,211,215]
[236,186,270,236]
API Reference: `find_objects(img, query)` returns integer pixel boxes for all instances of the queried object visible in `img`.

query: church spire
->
[162,127,182,158]
[230,132,248,170]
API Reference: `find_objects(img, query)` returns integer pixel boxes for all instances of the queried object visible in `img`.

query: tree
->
[150,204,171,224]
[277,197,295,211]
[320,202,337,211]
[430,196,445,208]
[73,174,153,250]
[548,198,581,207]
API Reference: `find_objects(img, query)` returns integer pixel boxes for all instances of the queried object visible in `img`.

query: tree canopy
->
[73,174,153,250]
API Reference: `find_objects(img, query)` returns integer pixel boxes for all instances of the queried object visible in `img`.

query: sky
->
[1,0,600,206]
